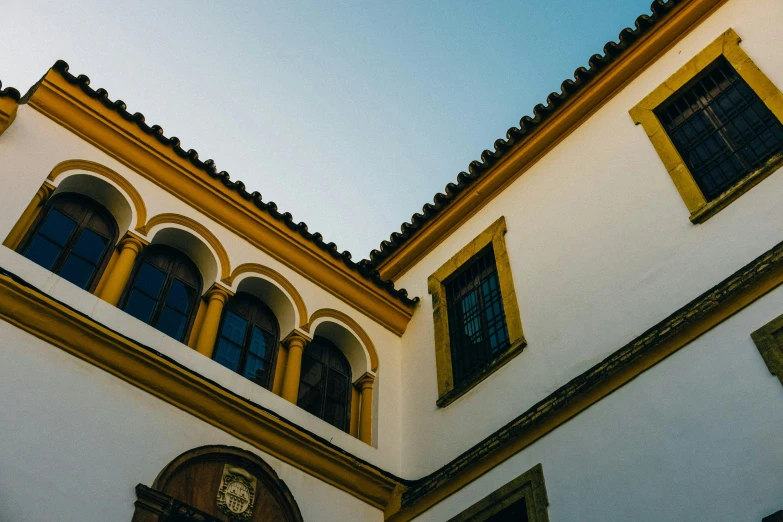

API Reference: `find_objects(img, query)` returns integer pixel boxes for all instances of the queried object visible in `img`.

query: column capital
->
[205,284,233,305]
[38,182,56,200]
[283,330,311,350]
[355,372,375,390]
[118,232,148,255]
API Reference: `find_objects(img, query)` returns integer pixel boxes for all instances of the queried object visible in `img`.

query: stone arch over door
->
[132,445,303,522]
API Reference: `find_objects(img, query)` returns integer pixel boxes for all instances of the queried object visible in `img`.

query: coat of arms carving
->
[216,464,257,520]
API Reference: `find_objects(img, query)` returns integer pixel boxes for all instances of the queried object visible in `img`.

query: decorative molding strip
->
[388,236,783,521]
[0,269,401,509]
[24,67,416,335]
[371,0,727,281]
[48,158,148,232]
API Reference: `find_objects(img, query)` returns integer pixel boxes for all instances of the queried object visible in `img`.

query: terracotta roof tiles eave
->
[9,60,417,307]
[363,0,686,271]
[0,81,21,101]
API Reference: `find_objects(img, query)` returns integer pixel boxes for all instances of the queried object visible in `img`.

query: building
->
[1,0,783,520]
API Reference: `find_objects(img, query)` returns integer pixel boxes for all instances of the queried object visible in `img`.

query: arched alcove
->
[227,264,308,330]
[230,275,298,336]
[132,445,303,522]
[309,320,370,379]
[146,227,219,292]
[141,213,231,282]
[48,159,147,232]
[52,173,134,237]
[305,309,379,375]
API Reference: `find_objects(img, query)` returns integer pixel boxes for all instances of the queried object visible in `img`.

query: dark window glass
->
[212,292,280,390]
[20,194,117,290]
[487,497,528,522]
[655,57,783,201]
[120,245,202,343]
[296,336,351,432]
[445,245,510,388]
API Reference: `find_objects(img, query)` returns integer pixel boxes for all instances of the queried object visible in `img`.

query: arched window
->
[213,292,280,389]
[120,245,202,343]
[19,193,118,291]
[133,445,303,522]
[297,336,352,432]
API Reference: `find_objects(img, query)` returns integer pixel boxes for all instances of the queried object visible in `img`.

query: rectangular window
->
[655,57,783,201]
[630,29,783,223]
[428,217,525,407]
[445,245,510,388]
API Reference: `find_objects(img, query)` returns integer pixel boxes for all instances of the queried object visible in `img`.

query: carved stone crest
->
[216,464,257,520]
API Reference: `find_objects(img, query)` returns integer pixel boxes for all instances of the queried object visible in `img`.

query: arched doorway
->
[132,446,303,522]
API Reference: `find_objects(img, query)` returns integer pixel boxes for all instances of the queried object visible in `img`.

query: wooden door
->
[132,446,303,522]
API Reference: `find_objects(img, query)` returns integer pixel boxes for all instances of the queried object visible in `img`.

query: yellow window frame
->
[751,312,783,389]
[428,216,525,407]
[629,28,783,223]
[446,463,549,522]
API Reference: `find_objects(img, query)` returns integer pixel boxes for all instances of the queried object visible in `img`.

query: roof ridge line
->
[364,0,683,269]
[32,60,417,306]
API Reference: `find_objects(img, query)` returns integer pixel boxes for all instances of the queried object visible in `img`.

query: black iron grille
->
[445,245,510,388]
[655,56,783,201]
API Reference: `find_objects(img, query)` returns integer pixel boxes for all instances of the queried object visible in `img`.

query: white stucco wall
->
[412,280,783,522]
[397,0,783,477]
[0,102,403,473]
[2,1,783,518]
[0,320,383,522]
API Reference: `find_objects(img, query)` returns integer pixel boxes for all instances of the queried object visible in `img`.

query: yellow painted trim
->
[376,0,726,281]
[6,220,783,521]
[0,96,18,137]
[446,463,549,522]
[356,371,375,446]
[304,308,379,372]
[428,216,525,404]
[0,272,399,509]
[194,284,233,359]
[388,242,783,522]
[187,297,208,350]
[350,384,360,438]
[2,182,55,250]
[96,232,148,306]
[751,312,783,389]
[140,213,231,282]
[94,247,120,297]
[25,73,414,335]
[281,330,312,403]
[629,28,783,222]
[48,159,148,232]
[271,342,288,396]
[227,263,309,328]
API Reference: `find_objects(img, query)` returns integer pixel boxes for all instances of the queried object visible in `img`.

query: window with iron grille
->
[655,56,783,202]
[445,245,510,388]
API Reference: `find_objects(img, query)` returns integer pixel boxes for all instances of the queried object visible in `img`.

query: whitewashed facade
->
[1,0,782,520]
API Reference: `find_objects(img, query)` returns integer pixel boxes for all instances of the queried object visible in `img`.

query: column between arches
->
[3,182,55,250]
[194,284,233,359]
[97,232,148,305]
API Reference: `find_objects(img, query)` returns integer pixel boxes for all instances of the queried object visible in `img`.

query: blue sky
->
[1,0,652,258]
